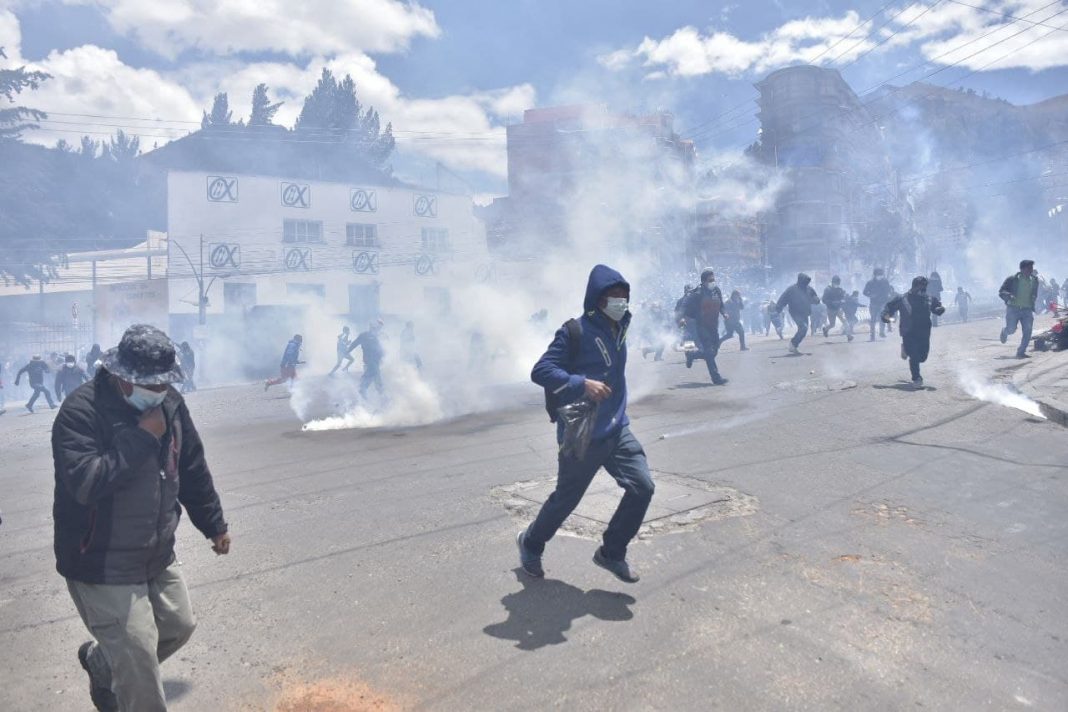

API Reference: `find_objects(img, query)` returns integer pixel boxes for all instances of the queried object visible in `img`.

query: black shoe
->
[516,530,544,578]
[78,642,118,712]
[1000,329,1008,344]
[593,548,639,583]
[712,376,728,385]
[1016,353,1031,359]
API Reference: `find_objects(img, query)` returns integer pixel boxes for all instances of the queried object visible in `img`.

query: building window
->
[421,227,450,252]
[283,218,323,244]
[346,223,379,248]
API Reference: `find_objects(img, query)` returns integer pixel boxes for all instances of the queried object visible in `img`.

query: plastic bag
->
[557,398,599,461]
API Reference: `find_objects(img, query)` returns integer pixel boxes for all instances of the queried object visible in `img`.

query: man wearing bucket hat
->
[51,324,230,712]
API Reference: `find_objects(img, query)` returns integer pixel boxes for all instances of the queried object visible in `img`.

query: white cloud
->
[67,0,440,60]
[3,9,526,179]
[600,2,1068,78]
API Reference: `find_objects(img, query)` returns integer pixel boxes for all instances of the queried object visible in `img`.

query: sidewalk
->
[1013,349,1068,426]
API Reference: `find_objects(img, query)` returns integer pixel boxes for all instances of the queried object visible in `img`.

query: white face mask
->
[125,384,167,412]
[602,297,629,322]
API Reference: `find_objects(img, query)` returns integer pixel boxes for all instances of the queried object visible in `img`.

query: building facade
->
[166,171,488,339]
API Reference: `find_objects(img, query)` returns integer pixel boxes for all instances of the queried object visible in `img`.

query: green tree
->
[248,83,283,127]
[295,68,394,166]
[0,47,49,140]
[201,92,233,129]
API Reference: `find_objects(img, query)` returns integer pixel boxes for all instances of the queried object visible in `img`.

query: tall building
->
[752,65,902,280]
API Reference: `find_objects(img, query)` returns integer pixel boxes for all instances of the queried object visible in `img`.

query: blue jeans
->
[526,427,654,561]
[1003,306,1034,356]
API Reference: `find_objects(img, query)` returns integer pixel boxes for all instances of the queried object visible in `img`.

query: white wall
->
[166,171,490,319]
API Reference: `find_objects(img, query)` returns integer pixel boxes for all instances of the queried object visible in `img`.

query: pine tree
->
[295,68,394,166]
[0,47,49,140]
[248,83,282,127]
[201,92,233,129]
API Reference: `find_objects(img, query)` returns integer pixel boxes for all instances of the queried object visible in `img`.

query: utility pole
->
[170,234,209,326]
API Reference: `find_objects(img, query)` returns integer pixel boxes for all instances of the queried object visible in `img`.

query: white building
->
[165,171,490,334]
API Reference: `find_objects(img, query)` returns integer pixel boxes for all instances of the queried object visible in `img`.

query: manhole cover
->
[492,472,758,540]
[774,378,857,393]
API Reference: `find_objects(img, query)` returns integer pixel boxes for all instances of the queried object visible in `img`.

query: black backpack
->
[543,318,583,423]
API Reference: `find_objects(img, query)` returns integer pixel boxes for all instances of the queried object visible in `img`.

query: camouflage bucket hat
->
[101,324,185,386]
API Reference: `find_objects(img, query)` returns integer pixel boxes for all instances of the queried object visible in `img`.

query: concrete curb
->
[1012,354,1068,426]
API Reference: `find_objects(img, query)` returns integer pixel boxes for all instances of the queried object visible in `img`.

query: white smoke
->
[958,370,1045,419]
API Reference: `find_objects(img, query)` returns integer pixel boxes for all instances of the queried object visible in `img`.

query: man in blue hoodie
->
[519,265,655,583]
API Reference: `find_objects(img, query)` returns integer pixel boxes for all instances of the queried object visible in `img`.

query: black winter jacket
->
[881,292,945,340]
[54,365,88,401]
[16,360,50,388]
[776,281,819,319]
[822,285,846,311]
[52,370,227,585]
[863,277,893,308]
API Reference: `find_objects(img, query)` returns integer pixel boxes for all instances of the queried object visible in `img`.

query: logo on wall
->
[414,253,436,276]
[284,247,312,271]
[207,176,238,202]
[413,194,437,218]
[353,251,380,275]
[208,243,240,270]
[350,189,377,213]
[281,182,311,209]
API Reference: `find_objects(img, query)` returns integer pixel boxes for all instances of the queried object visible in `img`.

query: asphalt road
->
[1,316,1066,711]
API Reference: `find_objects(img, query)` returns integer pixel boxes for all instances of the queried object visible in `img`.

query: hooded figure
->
[776,273,820,353]
[722,290,749,351]
[680,268,730,383]
[52,324,228,711]
[265,334,303,390]
[349,320,386,398]
[54,354,88,401]
[523,265,654,584]
[85,344,103,375]
[864,268,893,340]
[822,276,851,341]
[882,276,945,387]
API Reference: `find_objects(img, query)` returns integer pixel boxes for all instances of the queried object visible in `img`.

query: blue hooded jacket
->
[532,265,631,441]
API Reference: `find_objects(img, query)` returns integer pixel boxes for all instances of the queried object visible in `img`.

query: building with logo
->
[165,171,488,344]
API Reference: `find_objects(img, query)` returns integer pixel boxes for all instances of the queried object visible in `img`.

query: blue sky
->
[3,0,1067,194]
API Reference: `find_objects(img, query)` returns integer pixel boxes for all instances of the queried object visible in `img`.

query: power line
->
[945,0,1068,32]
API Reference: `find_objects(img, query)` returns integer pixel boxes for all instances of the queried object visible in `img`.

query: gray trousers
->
[67,563,196,712]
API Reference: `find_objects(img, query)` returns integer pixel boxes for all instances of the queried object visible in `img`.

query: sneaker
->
[78,642,118,712]
[25,404,33,414]
[1016,353,1031,359]
[912,377,924,389]
[999,329,1008,344]
[712,376,729,386]
[516,530,544,578]
[847,334,854,342]
[740,346,749,351]
[593,547,639,583]
[788,343,799,354]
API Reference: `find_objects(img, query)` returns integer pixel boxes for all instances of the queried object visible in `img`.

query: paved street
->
[1,315,1066,711]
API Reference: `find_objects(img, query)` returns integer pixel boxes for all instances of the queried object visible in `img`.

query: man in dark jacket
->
[928,271,944,326]
[53,324,229,712]
[882,276,945,387]
[348,319,386,398]
[722,290,748,351]
[15,354,55,412]
[264,334,303,390]
[821,275,851,341]
[776,273,820,354]
[999,259,1039,358]
[519,265,654,583]
[54,354,88,401]
[863,268,893,341]
[85,344,103,375]
[680,269,729,384]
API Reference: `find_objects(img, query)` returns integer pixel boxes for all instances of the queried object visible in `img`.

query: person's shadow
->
[483,570,637,651]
